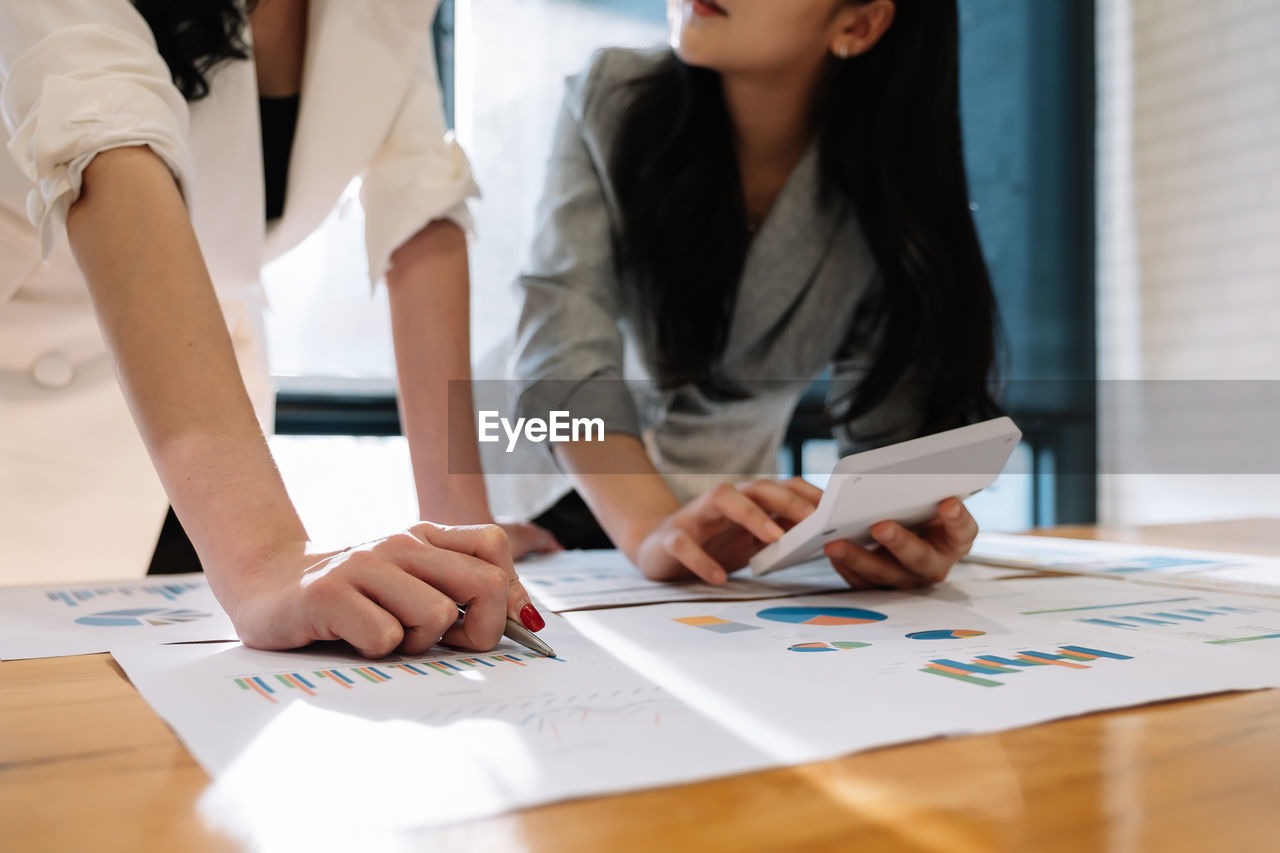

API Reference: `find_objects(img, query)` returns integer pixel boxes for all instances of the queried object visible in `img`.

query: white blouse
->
[0,0,478,582]
[0,0,476,282]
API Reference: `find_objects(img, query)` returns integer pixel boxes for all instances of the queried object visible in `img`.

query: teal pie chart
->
[906,629,986,640]
[756,606,888,626]
[787,641,873,652]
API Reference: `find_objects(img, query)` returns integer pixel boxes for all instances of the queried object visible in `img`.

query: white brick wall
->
[1097,0,1280,524]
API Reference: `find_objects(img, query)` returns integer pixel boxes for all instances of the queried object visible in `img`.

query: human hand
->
[632,478,822,584]
[823,497,978,590]
[225,522,546,658]
[500,521,563,560]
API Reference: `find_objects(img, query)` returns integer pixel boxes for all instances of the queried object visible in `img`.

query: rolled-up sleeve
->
[360,31,479,287]
[510,59,640,439]
[0,0,193,257]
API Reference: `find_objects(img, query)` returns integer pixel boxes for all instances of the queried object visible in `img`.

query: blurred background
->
[261,0,1280,549]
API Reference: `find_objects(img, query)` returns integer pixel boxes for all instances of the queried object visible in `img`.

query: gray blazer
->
[509,48,921,504]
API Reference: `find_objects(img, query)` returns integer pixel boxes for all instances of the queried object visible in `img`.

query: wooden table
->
[4,521,1280,852]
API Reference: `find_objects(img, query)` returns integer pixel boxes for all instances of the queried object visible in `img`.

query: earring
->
[837,44,849,59]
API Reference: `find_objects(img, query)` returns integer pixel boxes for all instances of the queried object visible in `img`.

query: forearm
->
[66,146,305,607]
[387,218,491,524]
[554,435,681,559]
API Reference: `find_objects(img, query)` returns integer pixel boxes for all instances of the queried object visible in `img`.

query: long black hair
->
[610,0,1001,439]
[132,0,257,101]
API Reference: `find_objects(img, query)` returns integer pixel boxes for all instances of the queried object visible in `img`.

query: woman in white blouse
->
[0,0,553,656]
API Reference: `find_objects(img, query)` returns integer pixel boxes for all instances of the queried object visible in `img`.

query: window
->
[266,1,668,539]
[454,0,667,365]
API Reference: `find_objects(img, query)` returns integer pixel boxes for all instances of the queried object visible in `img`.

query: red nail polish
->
[519,603,545,632]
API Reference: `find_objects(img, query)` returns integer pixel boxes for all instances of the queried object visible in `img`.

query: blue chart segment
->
[1080,605,1259,629]
[906,629,986,640]
[756,607,888,626]
[46,581,204,608]
[920,645,1134,687]
[74,608,210,627]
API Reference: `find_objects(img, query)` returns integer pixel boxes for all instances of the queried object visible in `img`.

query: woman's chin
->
[671,40,725,71]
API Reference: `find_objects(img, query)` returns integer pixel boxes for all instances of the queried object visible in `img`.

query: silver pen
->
[456,603,557,658]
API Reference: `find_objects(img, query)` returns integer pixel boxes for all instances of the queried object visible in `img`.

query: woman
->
[0,0,552,657]
[510,0,1000,588]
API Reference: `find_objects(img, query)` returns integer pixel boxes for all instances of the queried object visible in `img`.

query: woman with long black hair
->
[510,0,1001,588]
[0,0,554,655]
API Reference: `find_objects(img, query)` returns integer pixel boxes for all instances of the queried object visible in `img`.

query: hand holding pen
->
[457,603,556,658]
[229,522,550,659]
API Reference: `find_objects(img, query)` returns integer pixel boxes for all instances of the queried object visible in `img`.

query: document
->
[968,533,1280,597]
[0,574,237,660]
[519,549,1025,612]
[111,615,772,839]
[928,575,1280,655]
[113,590,1279,836]
[564,592,1280,765]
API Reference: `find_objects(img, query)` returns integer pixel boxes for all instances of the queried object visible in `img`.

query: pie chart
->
[756,606,887,626]
[906,629,986,640]
[75,608,211,627]
[788,641,873,652]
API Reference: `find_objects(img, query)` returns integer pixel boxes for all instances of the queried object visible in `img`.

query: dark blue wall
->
[959,0,1096,385]
[959,0,1096,521]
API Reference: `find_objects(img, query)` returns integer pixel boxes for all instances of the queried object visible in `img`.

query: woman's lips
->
[691,0,728,17]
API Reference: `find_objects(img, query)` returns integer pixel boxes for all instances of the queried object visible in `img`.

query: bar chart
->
[1080,605,1259,629]
[44,581,205,608]
[234,651,562,703]
[919,645,1134,687]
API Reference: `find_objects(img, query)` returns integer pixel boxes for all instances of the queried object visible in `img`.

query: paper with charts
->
[110,615,774,836]
[518,549,1023,612]
[968,533,1280,597]
[565,592,1280,765]
[0,573,237,660]
[922,574,1280,656]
